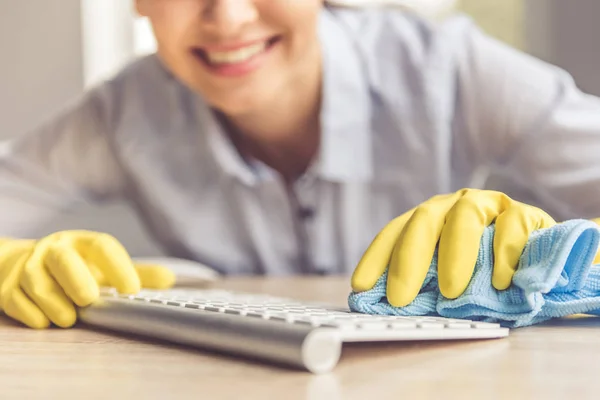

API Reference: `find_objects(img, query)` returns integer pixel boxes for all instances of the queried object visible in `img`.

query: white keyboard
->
[78,288,509,373]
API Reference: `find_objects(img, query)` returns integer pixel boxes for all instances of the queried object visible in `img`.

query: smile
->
[191,36,281,77]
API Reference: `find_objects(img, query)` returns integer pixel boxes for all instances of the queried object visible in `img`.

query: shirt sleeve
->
[449,16,600,220]
[0,82,126,237]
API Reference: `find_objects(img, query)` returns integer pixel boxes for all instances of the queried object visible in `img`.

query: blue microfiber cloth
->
[348,219,600,327]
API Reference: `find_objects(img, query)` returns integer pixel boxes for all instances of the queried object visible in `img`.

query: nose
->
[201,0,259,36]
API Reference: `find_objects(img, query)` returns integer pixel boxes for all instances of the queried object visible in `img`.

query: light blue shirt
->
[2,6,600,276]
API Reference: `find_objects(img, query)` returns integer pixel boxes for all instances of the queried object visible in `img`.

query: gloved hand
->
[0,231,176,329]
[351,188,556,307]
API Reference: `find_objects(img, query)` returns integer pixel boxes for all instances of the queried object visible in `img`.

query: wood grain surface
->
[1,276,599,400]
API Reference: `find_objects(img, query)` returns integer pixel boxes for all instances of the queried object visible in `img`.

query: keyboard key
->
[417,321,445,329]
[331,321,359,329]
[472,322,501,329]
[356,321,390,330]
[446,322,473,329]
[389,320,418,329]
[268,314,296,323]
[246,312,267,318]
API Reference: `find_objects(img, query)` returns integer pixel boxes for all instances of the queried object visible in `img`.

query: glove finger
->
[387,191,465,307]
[0,247,50,329]
[351,210,415,292]
[4,287,50,329]
[82,234,140,294]
[438,190,508,299]
[492,204,556,290]
[46,243,99,307]
[0,240,34,297]
[0,238,13,247]
[20,244,77,328]
[134,264,176,289]
[88,262,108,286]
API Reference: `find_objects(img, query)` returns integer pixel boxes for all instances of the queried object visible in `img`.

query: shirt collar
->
[199,7,373,185]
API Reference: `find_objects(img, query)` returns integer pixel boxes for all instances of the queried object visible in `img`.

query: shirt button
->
[298,207,316,220]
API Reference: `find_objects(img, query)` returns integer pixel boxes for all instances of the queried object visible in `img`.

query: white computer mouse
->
[132,256,220,285]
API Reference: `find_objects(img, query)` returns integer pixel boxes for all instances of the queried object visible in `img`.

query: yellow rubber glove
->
[0,231,175,329]
[351,188,556,307]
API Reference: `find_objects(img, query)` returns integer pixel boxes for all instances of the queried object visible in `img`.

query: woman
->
[1,0,600,329]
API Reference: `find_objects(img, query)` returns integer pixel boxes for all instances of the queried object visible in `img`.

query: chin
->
[211,96,269,117]
[196,82,276,117]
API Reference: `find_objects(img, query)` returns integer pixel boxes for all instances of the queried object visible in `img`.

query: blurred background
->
[1,0,599,257]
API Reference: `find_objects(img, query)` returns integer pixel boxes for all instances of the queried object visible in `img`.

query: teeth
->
[206,42,267,65]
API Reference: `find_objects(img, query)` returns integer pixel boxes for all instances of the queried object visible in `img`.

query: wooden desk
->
[1,276,599,399]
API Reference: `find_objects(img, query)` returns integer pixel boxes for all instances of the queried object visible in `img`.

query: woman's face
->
[136,0,324,116]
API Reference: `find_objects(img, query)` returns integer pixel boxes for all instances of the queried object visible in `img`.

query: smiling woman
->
[82,0,456,88]
[5,0,600,333]
[135,0,323,118]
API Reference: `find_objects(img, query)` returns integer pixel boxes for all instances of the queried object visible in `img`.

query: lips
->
[192,36,281,68]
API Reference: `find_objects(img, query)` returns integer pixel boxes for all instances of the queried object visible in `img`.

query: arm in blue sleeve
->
[450,17,600,219]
